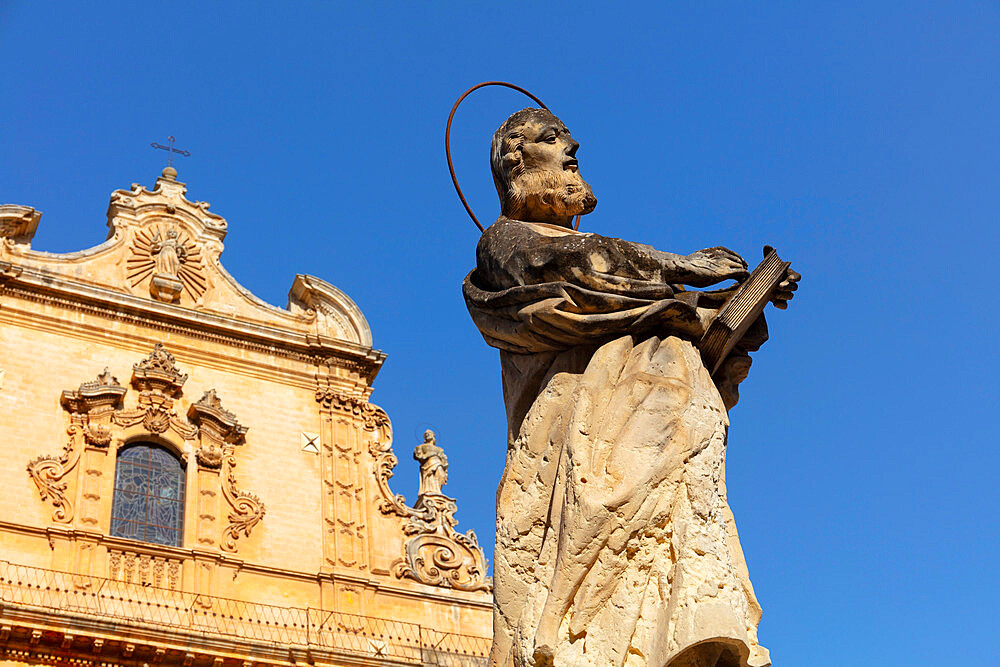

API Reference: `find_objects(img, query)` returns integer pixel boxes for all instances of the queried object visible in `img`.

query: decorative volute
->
[288,274,373,347]
[0,205,41,246]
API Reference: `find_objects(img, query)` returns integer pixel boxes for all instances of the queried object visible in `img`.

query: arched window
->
[110,443,185,547]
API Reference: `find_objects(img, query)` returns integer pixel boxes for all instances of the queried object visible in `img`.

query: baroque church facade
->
[0,168,492,666]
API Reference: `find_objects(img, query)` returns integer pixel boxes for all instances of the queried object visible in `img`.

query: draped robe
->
[463,219,771,667]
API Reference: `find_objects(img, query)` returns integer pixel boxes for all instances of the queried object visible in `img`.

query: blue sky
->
[2,3,998,664]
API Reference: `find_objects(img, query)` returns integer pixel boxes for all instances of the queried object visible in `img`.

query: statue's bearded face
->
[493,109,597,226]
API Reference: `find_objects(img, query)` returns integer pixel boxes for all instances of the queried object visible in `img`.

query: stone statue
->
[414,429,448,497]
[148,228,187,303]
[463,108,799,667]
[150,228,186,278]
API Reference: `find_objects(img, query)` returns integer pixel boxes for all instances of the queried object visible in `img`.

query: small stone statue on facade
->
[464,107,799,667]
[413,429,448,498]
[149,228,186,303]
[151,228,186,277]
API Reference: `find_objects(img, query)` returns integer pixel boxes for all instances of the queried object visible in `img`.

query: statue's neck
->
[504,210,574,229]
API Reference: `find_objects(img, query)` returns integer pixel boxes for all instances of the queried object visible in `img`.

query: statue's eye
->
[543,134,557,143]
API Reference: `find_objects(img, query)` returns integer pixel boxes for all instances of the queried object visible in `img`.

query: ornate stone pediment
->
[60,368,127,417]
[188,389,248,470]
[0,169,377,353]
[188,389,247,446]
[132,343,188,395]
[288,274,373,347]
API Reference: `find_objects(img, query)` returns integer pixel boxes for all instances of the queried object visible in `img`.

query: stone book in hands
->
[700,247,791,376]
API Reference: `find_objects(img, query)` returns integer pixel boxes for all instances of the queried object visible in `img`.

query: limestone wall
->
[0,172,491,666]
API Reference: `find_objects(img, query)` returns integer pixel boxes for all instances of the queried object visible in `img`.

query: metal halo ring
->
[445,82,581,232]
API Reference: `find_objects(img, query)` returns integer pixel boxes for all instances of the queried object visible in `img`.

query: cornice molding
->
[0,265,385,382]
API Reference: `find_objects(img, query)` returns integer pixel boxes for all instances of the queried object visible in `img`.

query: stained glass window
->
[110,443,185,547]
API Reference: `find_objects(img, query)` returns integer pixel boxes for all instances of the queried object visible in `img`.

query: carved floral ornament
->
[315,388,491,592]
[26,344,264,553]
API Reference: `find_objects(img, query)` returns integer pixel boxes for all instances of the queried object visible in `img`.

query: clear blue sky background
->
[2,3,998,664]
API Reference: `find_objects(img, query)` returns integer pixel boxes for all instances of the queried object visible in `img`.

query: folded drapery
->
[464,218,771,667]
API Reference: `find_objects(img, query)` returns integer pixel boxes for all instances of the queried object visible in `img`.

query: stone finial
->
[132,343,188,396]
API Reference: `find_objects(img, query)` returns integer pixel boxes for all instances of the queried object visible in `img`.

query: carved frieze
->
[108,548,182,590]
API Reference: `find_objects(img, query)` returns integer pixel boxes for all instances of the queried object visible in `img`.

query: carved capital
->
[59,369,127,448]
[60,368,127,416]
[195,444,224,469]
[314,388,389,431]
[188,389,248,445]
[189,389,247,471]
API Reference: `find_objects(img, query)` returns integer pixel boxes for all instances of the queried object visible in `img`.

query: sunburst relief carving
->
[128,226,206,302]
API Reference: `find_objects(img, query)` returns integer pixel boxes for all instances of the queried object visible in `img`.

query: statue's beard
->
[506,167,597,223]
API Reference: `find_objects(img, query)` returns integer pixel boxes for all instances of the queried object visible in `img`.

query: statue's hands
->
[684,247,749,286]
[764,245,800,310]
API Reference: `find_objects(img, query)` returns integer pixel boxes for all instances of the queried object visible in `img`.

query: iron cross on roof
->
[150,136,191,168]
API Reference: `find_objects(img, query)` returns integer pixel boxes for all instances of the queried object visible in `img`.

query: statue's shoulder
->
[482,217,582,244]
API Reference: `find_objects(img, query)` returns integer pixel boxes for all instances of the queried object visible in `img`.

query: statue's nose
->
[566,139,579,157]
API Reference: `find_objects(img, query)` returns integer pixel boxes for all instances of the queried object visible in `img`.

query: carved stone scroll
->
[26,425,82,524]
[220,449,265,552]
[27,369,128,523]
[186,389,262,552]
[391,494,491,593]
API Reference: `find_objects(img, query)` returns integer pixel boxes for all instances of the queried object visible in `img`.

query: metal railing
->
[0,560,489,664]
